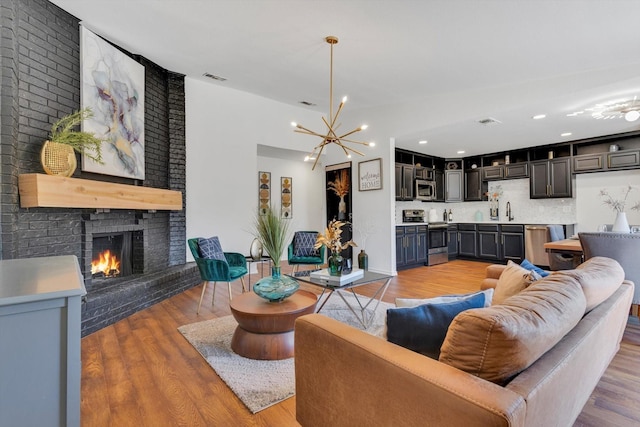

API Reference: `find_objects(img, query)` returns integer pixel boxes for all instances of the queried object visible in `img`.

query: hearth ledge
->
[18,173,182,210]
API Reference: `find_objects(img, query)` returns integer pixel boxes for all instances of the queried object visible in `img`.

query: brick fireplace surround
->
[0,0,201,335]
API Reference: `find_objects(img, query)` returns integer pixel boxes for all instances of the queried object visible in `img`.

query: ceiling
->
[50,0,640,159]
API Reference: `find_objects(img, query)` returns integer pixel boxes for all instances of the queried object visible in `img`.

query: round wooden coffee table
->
[229,290,317,360]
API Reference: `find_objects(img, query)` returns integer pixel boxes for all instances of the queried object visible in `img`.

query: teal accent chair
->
[287,231,326,274]
[188,238,248,314]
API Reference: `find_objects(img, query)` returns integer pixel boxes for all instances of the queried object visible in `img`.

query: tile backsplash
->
[396,178,577,224]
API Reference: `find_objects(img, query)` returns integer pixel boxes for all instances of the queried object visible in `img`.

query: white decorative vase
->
[612,211,631,233]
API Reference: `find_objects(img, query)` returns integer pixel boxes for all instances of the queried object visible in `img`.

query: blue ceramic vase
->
[253,266,299,302]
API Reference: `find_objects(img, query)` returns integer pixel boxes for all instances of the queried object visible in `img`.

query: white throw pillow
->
[395,288,494,309]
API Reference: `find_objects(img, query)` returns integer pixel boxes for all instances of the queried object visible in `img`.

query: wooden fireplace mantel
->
[18,173,183,210]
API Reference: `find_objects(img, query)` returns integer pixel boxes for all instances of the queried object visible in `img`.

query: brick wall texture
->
[0,0,196,334]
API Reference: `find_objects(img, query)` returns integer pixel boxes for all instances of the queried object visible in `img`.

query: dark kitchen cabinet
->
[416,225,428,265]
[505,162,529,178]
[482,165,504,181]
[445,169,463,202]
[395,163,414,201]
[396,226,427,270]
[573,153,604,173]
[447,224,458,260]
[501,224,524,262]
[477,224,500,260]
[530,158,572,199]
[434,169,445,202]
[457,224,477,258]
[464,169,485,201]
[608,150,640,169]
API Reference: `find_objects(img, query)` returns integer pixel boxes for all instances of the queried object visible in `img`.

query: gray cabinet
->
[608,150,640,169]
[482,166,504,180]
[505,162,529,178]
[447,224,458,260]
[0,256,85,427]
[445,169,463,202]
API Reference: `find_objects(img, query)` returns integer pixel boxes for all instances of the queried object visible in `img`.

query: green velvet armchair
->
[287,231,326,273]
[188,238,248,314]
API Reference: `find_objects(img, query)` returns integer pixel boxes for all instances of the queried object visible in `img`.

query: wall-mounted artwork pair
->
[80,25,145,180]
[258,171,293,218]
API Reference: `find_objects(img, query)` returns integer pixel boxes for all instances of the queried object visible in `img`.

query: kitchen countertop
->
[397,221,577,226]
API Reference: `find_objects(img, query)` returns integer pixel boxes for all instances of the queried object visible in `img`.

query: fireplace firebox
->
[89,230,144,288]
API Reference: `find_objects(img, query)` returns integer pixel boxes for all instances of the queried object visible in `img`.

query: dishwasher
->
[524,225,550,267]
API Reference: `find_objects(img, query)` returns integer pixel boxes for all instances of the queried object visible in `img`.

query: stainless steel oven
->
[427,222,449,265]
[415,180,436,201]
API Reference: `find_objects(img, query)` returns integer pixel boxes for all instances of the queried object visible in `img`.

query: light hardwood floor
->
[81,260,640,426]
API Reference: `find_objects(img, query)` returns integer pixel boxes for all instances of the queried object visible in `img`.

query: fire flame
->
[91,249,121,277]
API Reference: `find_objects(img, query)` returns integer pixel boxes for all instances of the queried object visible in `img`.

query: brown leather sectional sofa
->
[294,257,634,427]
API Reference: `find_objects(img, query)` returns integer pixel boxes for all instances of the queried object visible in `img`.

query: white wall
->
[185,77,398,274]
[575,169,640,232]
[185,78,324,260]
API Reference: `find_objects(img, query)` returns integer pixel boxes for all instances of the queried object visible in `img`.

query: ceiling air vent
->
[203,72,227,82]
[299,101,317,106]
[477,117,502,125]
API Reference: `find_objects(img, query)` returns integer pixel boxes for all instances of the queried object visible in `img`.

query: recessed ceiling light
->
[418,140,428,144]
[532,114,546,120]
[457,150,465,154]
[561,132,572,137]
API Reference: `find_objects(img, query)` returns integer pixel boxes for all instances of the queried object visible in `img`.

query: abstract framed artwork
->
[358,158,382,191]
[258,171,271,215]
[80,25,145,179]
[281,177,292,218]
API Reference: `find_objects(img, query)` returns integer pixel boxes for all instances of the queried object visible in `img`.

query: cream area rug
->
[178,292,392,413]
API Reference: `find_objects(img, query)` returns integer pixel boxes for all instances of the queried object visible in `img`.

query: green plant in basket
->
[48,107,104,164]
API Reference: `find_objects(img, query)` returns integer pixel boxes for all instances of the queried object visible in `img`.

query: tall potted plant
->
[41,107,104,177]
[251,206,299,302]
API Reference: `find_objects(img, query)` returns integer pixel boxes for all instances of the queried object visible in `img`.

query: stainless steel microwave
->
[415,179,436,201]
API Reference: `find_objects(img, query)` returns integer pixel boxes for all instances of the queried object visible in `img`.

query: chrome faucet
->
[506,201,514,221]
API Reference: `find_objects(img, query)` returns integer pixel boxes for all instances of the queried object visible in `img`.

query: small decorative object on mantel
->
[41,108,104,177]
[315,219,357,276]
[599,185,640,233]
[249,238,263,261]
[252,206,299,302]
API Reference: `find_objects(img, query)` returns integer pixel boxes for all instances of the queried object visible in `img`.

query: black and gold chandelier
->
[291,36,373,170]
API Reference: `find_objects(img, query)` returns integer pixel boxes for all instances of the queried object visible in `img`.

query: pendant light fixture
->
[291,36,372,170]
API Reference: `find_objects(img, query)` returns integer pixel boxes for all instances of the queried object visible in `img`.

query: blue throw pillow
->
[294,232,319,257]
[386,292,486,359]
[520,258,549,277]
[197,236,226,261]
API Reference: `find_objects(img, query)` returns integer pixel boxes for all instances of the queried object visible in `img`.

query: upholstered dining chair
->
[287,231,326,274]
[578,232,640,317]
[546,225,577,270]
[188,237,248,314]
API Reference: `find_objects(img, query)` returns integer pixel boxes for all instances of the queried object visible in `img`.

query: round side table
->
[229,290,317,360]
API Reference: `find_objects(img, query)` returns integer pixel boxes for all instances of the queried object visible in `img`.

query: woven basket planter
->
[41,140,77,177]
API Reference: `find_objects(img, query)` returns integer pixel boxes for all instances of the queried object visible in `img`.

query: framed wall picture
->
[358,158,382,191]
[80,25,145,179]
[281,177,292,218]
[258,171,271,215]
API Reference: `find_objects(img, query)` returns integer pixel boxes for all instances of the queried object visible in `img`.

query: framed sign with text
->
[358,158,382,191]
